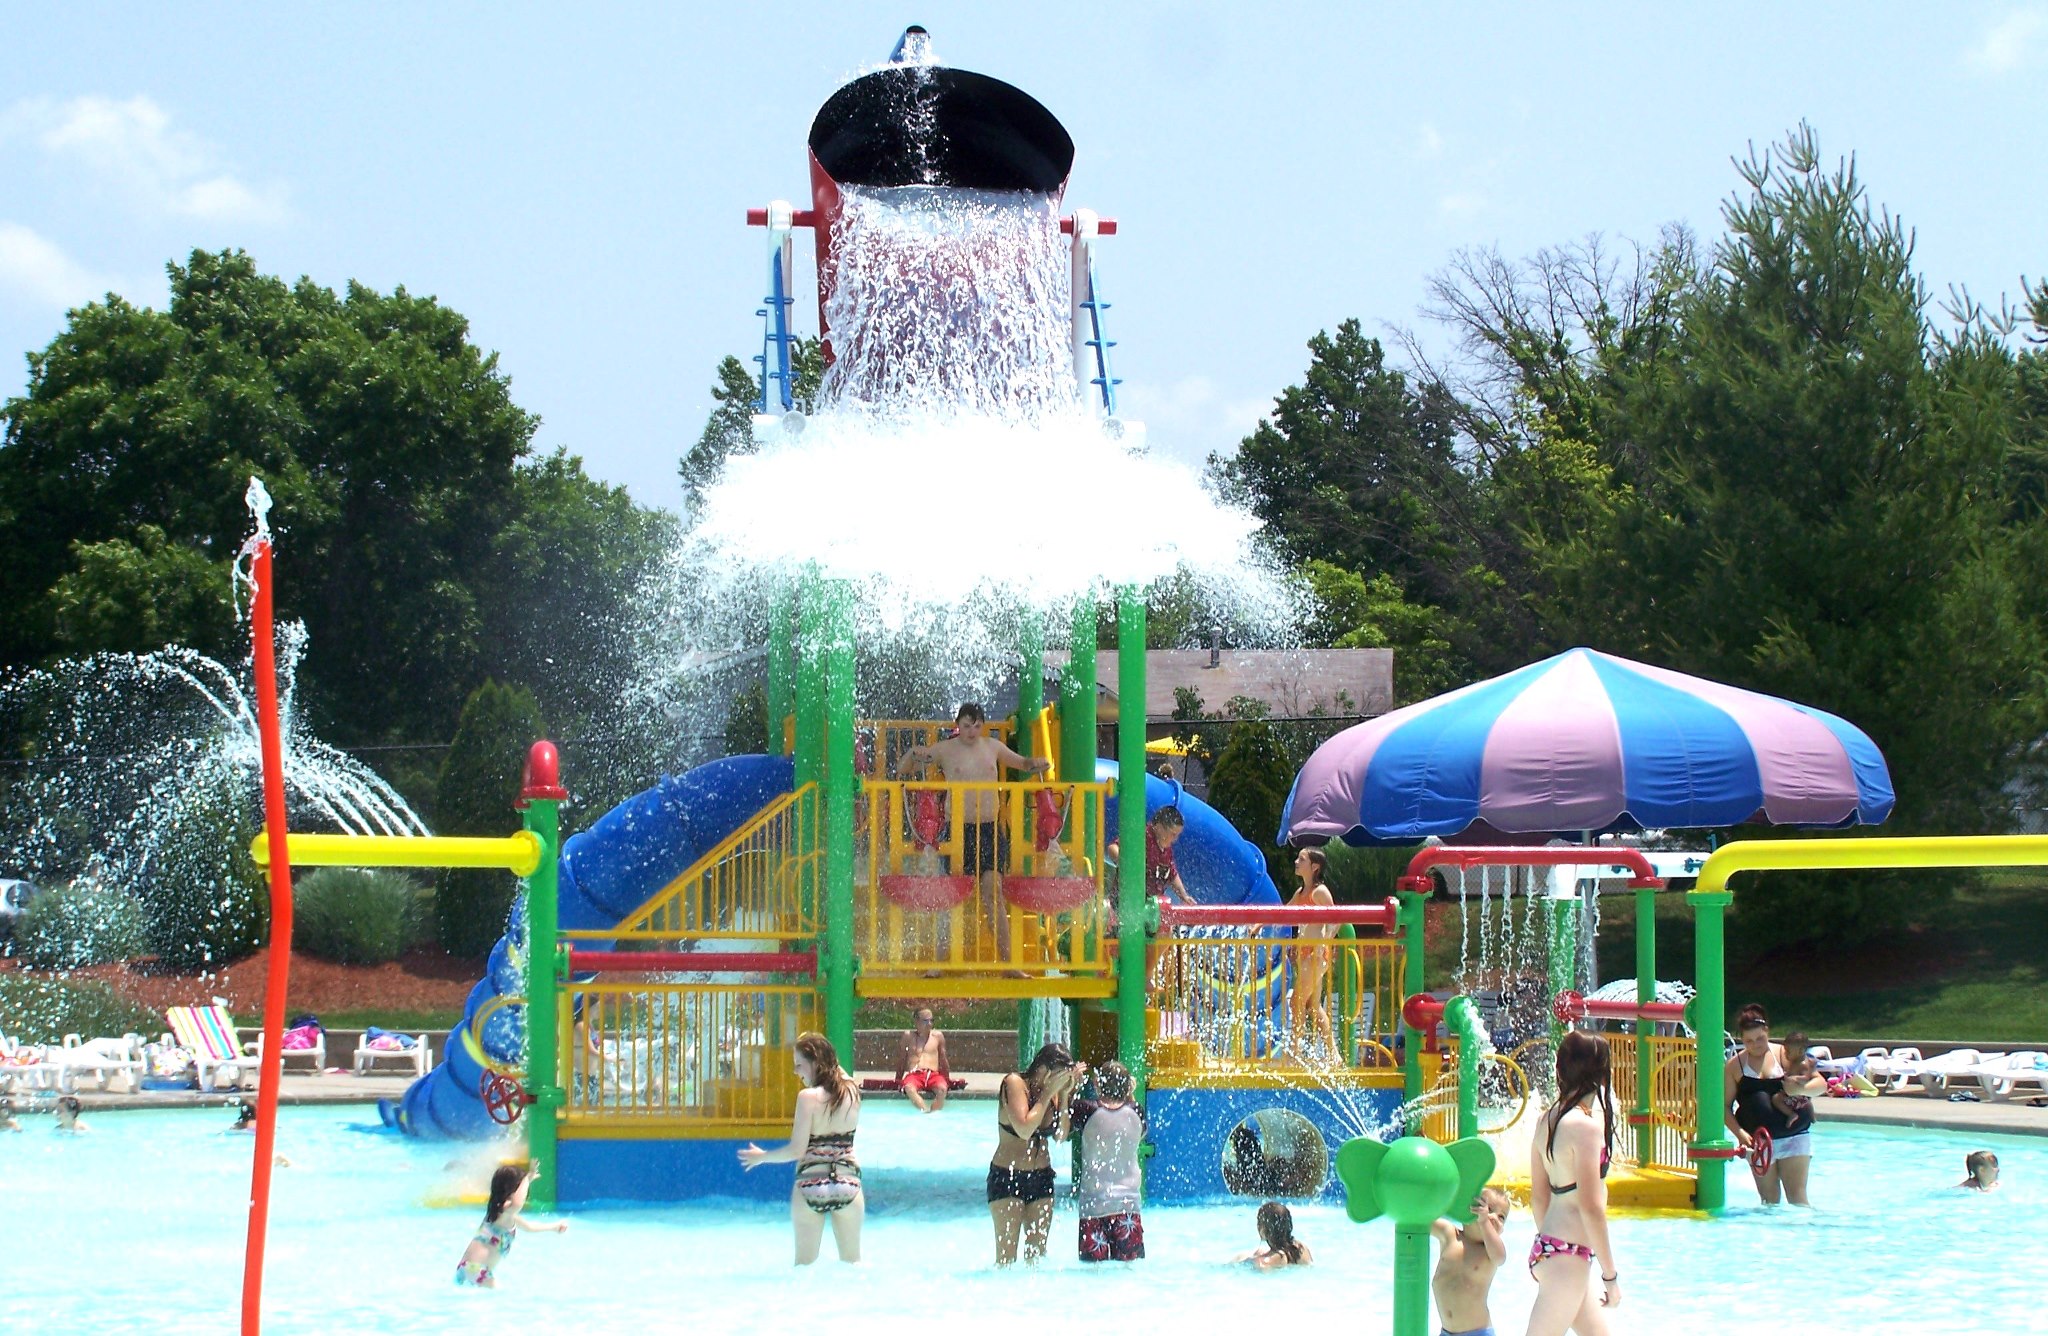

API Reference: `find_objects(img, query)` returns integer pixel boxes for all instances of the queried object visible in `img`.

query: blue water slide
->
[385,754,796,1140]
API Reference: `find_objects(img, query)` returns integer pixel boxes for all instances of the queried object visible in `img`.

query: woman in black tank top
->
[1722,1003,1823,1206]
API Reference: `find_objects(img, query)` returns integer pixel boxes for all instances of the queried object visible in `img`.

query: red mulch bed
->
[1,948,481,1021]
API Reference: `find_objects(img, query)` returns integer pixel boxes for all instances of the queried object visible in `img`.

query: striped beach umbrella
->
[1279,647,1894,846]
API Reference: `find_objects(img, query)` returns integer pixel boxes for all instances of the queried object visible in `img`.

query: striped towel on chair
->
[167,1005,243,1061]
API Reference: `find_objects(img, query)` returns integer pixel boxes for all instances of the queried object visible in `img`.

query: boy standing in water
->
[895,1006,952,1113]
[892,703,1050,962]
[1432,1187,1509,1336]
[1071,1060,1146,1262]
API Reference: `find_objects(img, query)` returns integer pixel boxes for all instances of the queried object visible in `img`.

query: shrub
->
[436,680,546,957]
[293,868,416,965]
[15,878,150,969]
[138,769,270,970]
[0,974,158,1044]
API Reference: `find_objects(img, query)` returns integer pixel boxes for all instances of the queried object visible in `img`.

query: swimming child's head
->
[233,1101,257,1129]
[486,1161,538,1221]
[1256,1201,1303,1263]
[56,1096,82,1125]
[1965,1149,1999,1188]
[1095,1060,1134,1103]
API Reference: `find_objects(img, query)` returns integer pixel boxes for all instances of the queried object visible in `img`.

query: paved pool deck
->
[1814,1090,2048,1138]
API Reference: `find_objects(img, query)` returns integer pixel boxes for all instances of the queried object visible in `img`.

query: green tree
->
[1203,710,1299,889]
[48,526,237,660]
[435,681,547,957]
[680,337,824,519]
[1301,560,1464,704]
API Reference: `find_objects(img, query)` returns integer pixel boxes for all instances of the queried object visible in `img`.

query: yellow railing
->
[1147,934,1405,1087]
[559,980,817,1138]
[1608,1033,1697,1174]
[779,717,1017,771]
[856,778,1114,991]
[1417,1042,1535,1142]
[601,785,818,941]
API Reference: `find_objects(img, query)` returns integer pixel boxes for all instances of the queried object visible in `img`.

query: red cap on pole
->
[518,740,568,805]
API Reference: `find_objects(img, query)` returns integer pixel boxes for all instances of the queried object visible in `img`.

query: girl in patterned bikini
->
[1525,1031,1619,1335]
[740,1032,865,1264]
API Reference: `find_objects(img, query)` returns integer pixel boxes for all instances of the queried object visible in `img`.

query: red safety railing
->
[1551,988,1692,1027]
[1155,899,1401,933]
[1397,846,1664,893]
[566,950,816,976]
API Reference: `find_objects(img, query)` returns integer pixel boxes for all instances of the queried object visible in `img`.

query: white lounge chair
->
[1864,1047,1921,1092]
[1954,1051,2048,1101]
[354,1033,431,1078]
[56,1033,145,1093]
[0,1033,59,1095]
[1901,1048,1984,1097]
[277,1025,326,1074]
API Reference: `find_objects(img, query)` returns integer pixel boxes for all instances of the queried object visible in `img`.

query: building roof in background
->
[1041,649,1393,722]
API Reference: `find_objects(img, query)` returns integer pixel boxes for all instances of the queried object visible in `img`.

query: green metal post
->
[1059,597,1097,783]
[1689,888,1733,1211]
[1335,923,1360,1064]
[1633,885,1656,1166]
[1446,994,1482,1142]
[1393,1227,1431,1336]
[767,585,793,756]
[1546,892,1579,1045]
[1115,587,1148,1095]
[1016,999,1043,1071]
[822,580,857,1065]
[1396,888,1428,1130]
[520,781,563,1210]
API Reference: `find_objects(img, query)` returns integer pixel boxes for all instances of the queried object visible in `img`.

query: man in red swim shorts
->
[895,1007,952,1112]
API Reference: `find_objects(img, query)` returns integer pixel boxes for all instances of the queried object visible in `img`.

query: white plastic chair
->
[1955,1051,2048,1101]
[354,1034,431,1078]
[1863,1046,1918,1091]
[1905,1048,1985,1097]
[57,1033,146,1093]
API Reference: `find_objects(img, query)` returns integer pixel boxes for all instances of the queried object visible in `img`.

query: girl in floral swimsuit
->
[454,1162,568,1287]
[740,1032,864,1264]
[1525,1031,1620,1335]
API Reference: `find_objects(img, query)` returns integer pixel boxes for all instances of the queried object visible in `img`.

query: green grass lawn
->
[1423,869,2048,1042]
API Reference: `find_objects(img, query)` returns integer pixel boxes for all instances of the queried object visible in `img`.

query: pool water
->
[4,1099,2036,1334]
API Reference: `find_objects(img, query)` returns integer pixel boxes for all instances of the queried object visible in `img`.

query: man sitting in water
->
[892,703,1051,963]
[1432,1187,1509,1336]
[895,1007,952,1113]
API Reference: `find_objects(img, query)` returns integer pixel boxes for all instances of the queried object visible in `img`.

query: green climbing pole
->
[1114,586,1148,1095]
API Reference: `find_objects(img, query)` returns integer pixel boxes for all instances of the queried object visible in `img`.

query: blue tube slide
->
[1097,761,1282,907]
[385,754,795,1139]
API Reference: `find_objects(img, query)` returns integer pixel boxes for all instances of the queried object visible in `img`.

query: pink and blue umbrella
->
[1280,647,1893,846]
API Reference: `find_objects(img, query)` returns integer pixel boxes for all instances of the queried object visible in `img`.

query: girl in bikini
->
[1526,1031,1620,1335]
[454,1161,568,1287]
[740,1032,864,1264]
[989,1042,1079,1265]
[1287,847,1337,1056]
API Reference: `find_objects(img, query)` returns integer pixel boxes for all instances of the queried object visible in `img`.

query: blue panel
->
[1145,1085,1402,1202]
[558,1138,793,1205]
[1359,658,1555,839]
[1586,654,1762,828]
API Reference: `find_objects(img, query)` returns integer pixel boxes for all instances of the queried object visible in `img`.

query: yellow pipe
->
[248,830,544,876]
[1691,834,2048,896]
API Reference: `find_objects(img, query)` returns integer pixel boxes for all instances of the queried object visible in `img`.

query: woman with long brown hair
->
[1287,847,1337,1054]
[989,1041,1080,1265]
[1723,1002,1823,1206]
[1526,1030,1620,1335]
[739,1032,863,1263]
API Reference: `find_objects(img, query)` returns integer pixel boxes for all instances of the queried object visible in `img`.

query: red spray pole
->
[239,480,294,1336]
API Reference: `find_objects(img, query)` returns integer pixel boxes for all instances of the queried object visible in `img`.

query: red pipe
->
[1156,899,1401,933]
[1396,846,1664,893]
[241,535,293,1336]
[566,950,817,975]
[1551,988,1690,1025]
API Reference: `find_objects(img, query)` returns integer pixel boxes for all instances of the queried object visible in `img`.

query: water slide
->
[387,754,796,1139]
[1098,762,1283,908]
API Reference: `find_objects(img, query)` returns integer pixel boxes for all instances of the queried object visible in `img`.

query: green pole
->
[1446,994,1481,1142]
[1634,885,1656,1166]
[822,580,857,1065]
[1689,888,1733,1211]
[519,758,564,1211]
[767,584,793,756]
[1114,586,1148,1095]
[1393,1227,1431,1336]
[1016,999,1043,1071]
[1546,892,1579,1046]
[1017,611,1044,764]
[1396,887,1428,1130]
[1335,923,1360,1065]
[1059,596,1097,784]
[794,581,824,929]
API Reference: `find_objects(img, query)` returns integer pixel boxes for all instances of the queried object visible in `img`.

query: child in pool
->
[54,1096,88,1133]
[455,1162,568,1287]
[0,1098,21,1132]
[1072,1061,1147,1262]
[232,1100,257,1130]
[1770,1032,1817,1120]
[1236,1201,1311,1269]
[1432,1188,1509,1336]
[1958,1150,2000,1191]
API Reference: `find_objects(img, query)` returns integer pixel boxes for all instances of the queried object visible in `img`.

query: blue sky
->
[4,3,2045,509]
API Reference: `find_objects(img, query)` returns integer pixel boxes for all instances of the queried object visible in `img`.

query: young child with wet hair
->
[1072,1060,1147,1262]
[1433,1188,1510,1336]
[1770,1032,1817,1120]
[1958,1150,2000,1191]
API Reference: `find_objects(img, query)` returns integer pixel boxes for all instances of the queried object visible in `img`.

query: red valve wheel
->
[480,1071,526,1126]
[1747,1127,1774,1174]
[1552,989,1585,1024]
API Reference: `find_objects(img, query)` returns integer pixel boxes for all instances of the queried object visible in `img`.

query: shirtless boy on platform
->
[896,1007,952,1113]
[892,704,1051,961]
[1432,1188,1509,1336]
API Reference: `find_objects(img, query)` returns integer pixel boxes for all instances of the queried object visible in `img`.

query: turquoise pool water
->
[4,1100,2035,1334]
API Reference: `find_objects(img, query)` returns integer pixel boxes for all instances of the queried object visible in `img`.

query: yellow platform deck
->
[1494,1163,1701,1214]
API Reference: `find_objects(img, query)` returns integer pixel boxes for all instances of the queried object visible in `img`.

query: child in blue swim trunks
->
[455,1162,568,1287]
[1432,1187,1509,1336]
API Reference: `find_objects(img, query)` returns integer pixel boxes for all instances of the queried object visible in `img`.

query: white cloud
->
[3,95,287,223]
[1967,8,2048,73]
[1117,374,1275,473]
[0,221,119,309]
